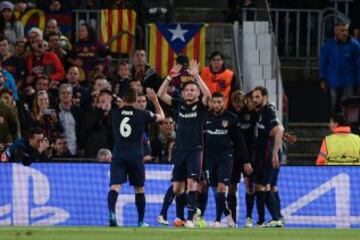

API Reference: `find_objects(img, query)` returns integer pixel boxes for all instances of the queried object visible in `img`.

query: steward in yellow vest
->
[316,113,360,165]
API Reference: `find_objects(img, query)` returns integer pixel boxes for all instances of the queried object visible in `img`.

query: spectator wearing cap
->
[28,27,43,45]
[131,49,163,93]
[0,88,20,154]
[0,1,24,46]
[26,38,65,86]
[0,36,26,88]
[200,50,239,108]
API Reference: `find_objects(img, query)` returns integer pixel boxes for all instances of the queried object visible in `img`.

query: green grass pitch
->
[0,227,359,240]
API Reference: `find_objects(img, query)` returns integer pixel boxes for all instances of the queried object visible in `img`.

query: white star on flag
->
[168,24,188,42]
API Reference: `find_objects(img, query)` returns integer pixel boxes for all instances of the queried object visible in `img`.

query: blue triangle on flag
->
[156,23,203,54]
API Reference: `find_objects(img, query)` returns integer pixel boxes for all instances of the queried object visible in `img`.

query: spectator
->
[0,88,20,154]
[5,127,50,166]
[56,83,85,156]
[84,89,113,158]
[137,0,175,48]
[0,36,26,88]
[26,90,63,143]
[131,49,162,93]
[110,60,131,98]
[13,1,35,14]
[0,1,24,47]
[44,19,72,51]
[36,0,77,12]
[66,66,91,112]
[96,148,112,163]
[0,68,18,100]
[139,0,175,24]
[34,74,57,108]
[51,134,72,158]
[130,78,144,95]
[201,50,239,108]
[316,113,360,165]
[91,75,111,108]
[15,38,28,59]
[319,22,360,113]
[150,116,175,163]
[26,38,65,86]
[27,27,43,45]
[68,23,106,84]
[47,32,69,69]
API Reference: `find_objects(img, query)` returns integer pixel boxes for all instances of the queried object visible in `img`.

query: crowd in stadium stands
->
[0,1,229,164]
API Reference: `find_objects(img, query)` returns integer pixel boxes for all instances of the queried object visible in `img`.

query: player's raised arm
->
[157,64,182,105]
[189,59,211,106]
[146,88,165,122]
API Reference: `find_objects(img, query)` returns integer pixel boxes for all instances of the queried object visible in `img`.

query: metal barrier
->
[242,7,350,71]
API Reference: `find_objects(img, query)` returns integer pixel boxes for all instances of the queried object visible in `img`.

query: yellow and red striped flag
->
[100,9,136,54]
[148,23,206,77]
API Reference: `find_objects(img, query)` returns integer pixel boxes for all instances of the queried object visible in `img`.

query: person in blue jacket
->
[1,68,18,100]
[319,22,360,113]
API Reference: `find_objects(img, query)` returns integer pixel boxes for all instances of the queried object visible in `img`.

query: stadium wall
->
[0,163,359,228]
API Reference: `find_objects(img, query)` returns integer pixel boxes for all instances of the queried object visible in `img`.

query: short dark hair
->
[0,35,9,43]
[0,88,13,96]
[137,92,146,98]
[98,89,112,98]
[35,74,49,82]
[26,127,44,139]
[46,32,60,41]
[331,113,347,126]
[118,59,129,66]
[212,92,224,98]
[253,86,268,96]
[209,50,224,60]
[123,88,137,103]
[182,81,199,90]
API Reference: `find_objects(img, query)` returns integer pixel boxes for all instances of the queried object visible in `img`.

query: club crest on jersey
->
[244,114,250,121]
[192,105,197,111]
[222,120,228,128]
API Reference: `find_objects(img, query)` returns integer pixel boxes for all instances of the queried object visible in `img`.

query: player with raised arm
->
[204,92,252,228]
[157,60,211,228]
[107,88,164,227]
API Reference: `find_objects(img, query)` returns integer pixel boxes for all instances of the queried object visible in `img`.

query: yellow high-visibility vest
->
[325,133,360,165]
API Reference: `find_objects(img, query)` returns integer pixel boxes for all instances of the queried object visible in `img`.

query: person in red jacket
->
[26,38,65,87]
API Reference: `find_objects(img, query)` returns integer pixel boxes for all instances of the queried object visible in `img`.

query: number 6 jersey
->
[111,106,157,161]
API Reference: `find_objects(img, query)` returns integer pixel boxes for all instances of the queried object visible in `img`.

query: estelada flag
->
[100,9,136,54]
[148,23,206,77]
